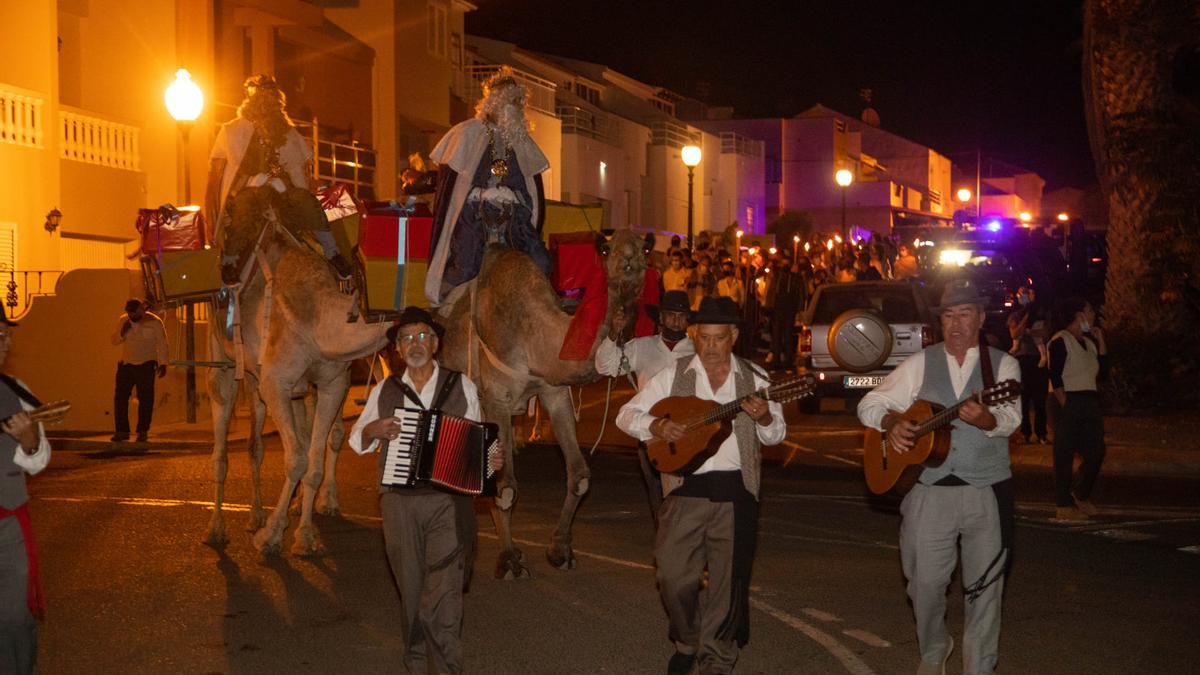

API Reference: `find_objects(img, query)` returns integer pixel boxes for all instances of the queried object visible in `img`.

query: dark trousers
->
[114,361,157,434]
[1018,355,1049,439]
[770,303,799,364]
[1053,392,1106,506]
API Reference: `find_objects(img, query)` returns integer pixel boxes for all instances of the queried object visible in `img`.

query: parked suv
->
[797,281,935,408]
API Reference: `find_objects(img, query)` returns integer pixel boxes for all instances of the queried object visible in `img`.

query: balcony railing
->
[719,132,763,158]
[461,64,557,117]
[557,105,617,145]
[3,270,63,320]
[60,105,140,170]
[293,119,377,200]
[649,119,699,149]
[0,83,45,148]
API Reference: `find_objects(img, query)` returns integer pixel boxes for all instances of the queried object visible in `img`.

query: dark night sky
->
[467,0,1095,190]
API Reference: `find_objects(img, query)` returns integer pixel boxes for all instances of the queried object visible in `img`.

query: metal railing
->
[461,64,557,117]
[294,119,377,200]
[557,105,618,145]
[59,105,140,170]
[719,132,763,158]
[649,119,699,148]
[0,82,45,148]
[4,270,63,320]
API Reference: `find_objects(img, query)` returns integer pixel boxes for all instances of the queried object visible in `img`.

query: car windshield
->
[811,286,921,324]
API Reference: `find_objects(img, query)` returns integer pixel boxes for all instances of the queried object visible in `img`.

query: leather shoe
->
[667,651,696,675]
[1072,494,1099,516]
[1054,505,1088,521]
[110,433,129,443]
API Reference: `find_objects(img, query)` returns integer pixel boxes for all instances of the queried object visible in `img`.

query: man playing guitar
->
[857,279,1022,675]
[616,296,784,675]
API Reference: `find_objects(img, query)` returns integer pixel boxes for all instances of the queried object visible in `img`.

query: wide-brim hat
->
[646,290,692,323]
[691,296,741,325]
[935,278,989,313]
[386,305,443,344]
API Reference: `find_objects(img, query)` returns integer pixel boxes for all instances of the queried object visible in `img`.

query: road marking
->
[764,531,899,551]
[823,454,860,467]
[802,607,841,622]
[1179,545,1200,555]
[842,628,891,648]
[49,493,886,673]
[1088,529,1156,542]
[751,598,878,675]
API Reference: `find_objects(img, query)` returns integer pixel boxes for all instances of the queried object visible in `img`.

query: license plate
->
[844,375,885,388]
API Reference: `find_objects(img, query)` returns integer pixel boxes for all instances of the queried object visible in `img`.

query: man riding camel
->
[205,74,353,285]
[426,67,552,305]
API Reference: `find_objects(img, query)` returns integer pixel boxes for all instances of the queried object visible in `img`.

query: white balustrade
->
[59,106,140,171]
[0,84,45,148]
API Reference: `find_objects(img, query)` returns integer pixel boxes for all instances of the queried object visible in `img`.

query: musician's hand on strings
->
[741,395,773,426]
[959,397,996,431]
[364,416,404,442]
[650,417,685,443]
[2,412,38,453]
[883,414,919,453]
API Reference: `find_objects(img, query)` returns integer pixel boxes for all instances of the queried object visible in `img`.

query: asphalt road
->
[27,405,1200,675]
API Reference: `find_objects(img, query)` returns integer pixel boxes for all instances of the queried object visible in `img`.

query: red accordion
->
[382,408,500,495]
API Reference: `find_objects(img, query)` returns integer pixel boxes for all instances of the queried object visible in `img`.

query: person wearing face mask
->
[350,306,502,674]
[1007,286,1050,444]
[595,291,695,524]
[1047,298,1108,521]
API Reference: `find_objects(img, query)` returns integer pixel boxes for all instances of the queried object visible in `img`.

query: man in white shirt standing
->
[110,299,168,443]
[349,306,500,675]
[857,279,1021,675]
[595,290,695,524]
[616,296,785,675]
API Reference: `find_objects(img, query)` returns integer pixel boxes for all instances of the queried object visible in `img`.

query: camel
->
[437,229,646,578]
[203,232,389,556]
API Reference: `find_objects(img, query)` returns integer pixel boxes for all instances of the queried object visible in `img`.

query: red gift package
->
[136,206,207,254]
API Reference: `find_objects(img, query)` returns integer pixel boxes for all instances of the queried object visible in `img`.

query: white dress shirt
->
[349,362,482,455]
[857,346,1021,438]
[10,377,50,475]
[111,313,169,366]
[616,354,787,474]
[594,334,695,391]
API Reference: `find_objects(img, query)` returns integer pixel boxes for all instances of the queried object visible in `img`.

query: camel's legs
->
[245,379,268,531]
[318,385,350,516]
[252,366,307,555]
[487,394,530,580]
[204,359,239,547]
[538,385,590,570]
[291,366,350,556]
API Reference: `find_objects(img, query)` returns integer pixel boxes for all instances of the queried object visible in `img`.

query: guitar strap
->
[0,374,42,408]
[978,338,996,389]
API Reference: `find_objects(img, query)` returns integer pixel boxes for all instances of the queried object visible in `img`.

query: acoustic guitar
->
[862,380,1021,495]
[645,374,816,475]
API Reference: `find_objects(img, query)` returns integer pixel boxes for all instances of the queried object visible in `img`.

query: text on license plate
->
[844,375,885,388]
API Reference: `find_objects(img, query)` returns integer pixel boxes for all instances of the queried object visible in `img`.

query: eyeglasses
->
[398,331,432,345]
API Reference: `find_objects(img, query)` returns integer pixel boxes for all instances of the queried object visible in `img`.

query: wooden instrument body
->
[862,399,952,495]
[644,396,733,475]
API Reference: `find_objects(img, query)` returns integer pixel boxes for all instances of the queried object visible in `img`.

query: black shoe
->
[135,432,148,443]
[329,254,353,280]
[110,433,129,443]
[221,262,241,285]
[667,651,696,675]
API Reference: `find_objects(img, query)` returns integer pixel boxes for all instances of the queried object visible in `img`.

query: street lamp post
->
[835,168,853,240]
[682,144,702,250]
[165,68,204,423]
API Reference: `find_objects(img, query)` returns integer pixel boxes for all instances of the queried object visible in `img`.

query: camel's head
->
[602,229,647,311]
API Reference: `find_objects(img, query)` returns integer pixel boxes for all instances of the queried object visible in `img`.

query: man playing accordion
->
[350,306,502,675]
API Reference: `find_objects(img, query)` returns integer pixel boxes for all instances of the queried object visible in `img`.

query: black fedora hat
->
[935,278,989,314]
[646,290,691,323]
[386,305,443,343]
[691,296,741,326]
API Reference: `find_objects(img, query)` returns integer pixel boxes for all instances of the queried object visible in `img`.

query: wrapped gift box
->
[360,207,433,260]
[137,206,207,254]
[318,183,361,258]
[543,201,604,242]
[360,205,434,310]
[157,248,222,299]
[364,258,428,312]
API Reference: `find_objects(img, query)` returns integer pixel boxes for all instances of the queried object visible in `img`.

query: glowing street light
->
[1019,211,1032,223]
[835,169,853,239]
[1057,212,1070,222]
[956,187,973,203]
[681,144,702,250]
[165,68,204,425]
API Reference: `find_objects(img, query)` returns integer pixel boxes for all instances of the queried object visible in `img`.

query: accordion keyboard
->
[381,408,424,487]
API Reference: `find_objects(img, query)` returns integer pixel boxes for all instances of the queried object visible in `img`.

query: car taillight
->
[799,327,812,355]
[921,326,933,348]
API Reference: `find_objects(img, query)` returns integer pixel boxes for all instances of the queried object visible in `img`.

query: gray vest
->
[0,381,28,509]
[375,367,470,493]
[916,344,1012,487]
[660,356,763,499]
